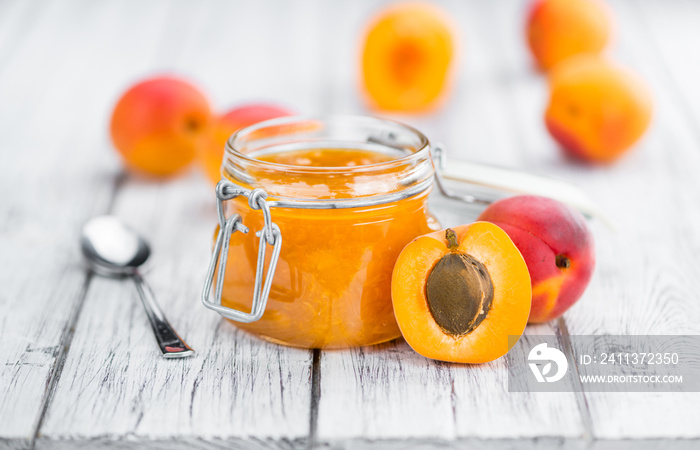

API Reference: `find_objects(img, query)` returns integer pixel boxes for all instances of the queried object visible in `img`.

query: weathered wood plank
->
[315,0,585,446]
[318,325,585,443]
[38,175,313,448]
[38,0,324,446]
[0,1,172,447]
[315,0,455,441]
[489,0,700,440]
[576,0,700,439]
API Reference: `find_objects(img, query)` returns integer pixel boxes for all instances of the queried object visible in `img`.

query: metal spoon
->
[80,215,194,358]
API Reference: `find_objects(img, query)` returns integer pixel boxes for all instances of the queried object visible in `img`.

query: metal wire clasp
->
[201,180,282,323]
[432,143,489,206]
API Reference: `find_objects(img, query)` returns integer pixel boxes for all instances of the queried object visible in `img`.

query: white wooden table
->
[2,1,700,448]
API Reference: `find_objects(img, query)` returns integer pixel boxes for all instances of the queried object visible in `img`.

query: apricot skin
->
[199,103,294,183]
[526,0,611,71]
[361,2,455,112]
[110,76,211,176]
[545,55,652,164]
[477,196,595,323]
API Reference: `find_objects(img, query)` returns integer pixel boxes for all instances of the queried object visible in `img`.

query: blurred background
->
[2,0,694,177]
[4,0,697,238]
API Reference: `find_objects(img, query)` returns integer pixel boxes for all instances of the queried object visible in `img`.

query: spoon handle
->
[132,272,195,359]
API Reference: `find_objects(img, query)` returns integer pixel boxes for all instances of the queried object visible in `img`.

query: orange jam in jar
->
[211,116,439,348]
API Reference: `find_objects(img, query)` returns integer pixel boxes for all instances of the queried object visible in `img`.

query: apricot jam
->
[215,116,439,348]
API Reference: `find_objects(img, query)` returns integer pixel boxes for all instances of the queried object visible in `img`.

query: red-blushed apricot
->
[392,222,531,364]
[110,76,212,176]
[545,55,653,164]
[361,2,455,112]
[199,103,295,183]
[526,0,612,71]
[477,195,595,323]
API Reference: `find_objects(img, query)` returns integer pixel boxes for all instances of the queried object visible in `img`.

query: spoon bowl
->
[81,215,194,358]
[81,215,151,276]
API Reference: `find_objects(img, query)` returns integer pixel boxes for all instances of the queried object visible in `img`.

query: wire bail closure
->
[201,180,282,323]
[432,143,489,206]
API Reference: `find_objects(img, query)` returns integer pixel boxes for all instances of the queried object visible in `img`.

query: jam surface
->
[256,148,397,167]
[220,147,439,348]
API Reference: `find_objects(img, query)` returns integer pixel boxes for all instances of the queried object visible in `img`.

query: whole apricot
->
[545,55,652,164]
[199,103,294,183]
[361,2,455,112]
[477,195,595,323]
[110,76,211,177]
[392,222,531,363]
[526,0,612,71]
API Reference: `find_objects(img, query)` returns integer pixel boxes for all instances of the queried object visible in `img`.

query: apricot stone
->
[110,76,211,177]
[545,55,653,164]
[362,2,455,112]
[526,0,612,71]
[425,229,494,336]
[199,103,294,183]
[477,195,595,323]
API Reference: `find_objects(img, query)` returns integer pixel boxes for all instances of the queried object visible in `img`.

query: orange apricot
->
[199,103,294,183]
[477,196,595,323]
[361,2,455,112]
[545,55,653,164]
[391,222,531,364]
[110,76,212,176]
[526,0,612,71]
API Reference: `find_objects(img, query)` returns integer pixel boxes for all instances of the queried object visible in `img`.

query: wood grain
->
[38,177,313,446]
[37,0,324,447]
[314,1,585,446]
[573,0,700,439]
[1,0,700,448]
[485,0,700,440]
[0,1,163,446]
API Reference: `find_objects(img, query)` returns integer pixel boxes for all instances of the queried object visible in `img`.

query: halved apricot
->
[361,2,455,112]
[526,0,612,71]
[391,222,531,363]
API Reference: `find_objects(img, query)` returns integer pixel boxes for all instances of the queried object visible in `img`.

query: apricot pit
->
[425,229,494,336]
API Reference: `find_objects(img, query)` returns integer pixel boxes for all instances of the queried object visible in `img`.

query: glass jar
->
[202,116,440,349]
